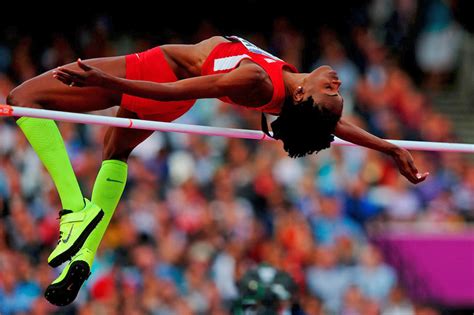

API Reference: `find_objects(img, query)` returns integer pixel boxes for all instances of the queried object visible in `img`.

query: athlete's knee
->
[6,88,20,106]
[102,148,131,162]
[6,84,41,108]
[102,138,131,162]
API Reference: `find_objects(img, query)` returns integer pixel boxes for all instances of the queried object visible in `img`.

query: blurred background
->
[0,0,474,314]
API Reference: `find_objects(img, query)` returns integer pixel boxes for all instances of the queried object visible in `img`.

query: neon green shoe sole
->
[48,199,103,267]
[44,248,94,306]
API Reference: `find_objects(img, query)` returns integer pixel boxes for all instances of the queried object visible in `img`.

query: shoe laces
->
[56,210,73,243]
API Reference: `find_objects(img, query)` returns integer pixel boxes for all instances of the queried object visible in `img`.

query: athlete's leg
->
[7,57,128,269]
[87,107,154,254]
[7,56,125,212]
[7,56,124,112]
[45,108,154,306]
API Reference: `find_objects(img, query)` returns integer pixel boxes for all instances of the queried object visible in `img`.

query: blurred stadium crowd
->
[0,0,473,314]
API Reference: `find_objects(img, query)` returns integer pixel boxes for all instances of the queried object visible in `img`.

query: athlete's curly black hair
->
[270,97,341,158]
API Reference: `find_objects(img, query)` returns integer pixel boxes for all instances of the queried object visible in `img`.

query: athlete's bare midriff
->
[160,36,230,79]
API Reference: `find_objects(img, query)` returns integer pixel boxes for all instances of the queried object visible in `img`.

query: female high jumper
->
[6,35,428,306]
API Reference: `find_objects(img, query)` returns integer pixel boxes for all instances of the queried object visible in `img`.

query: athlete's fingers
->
[407,157,430,183]
[410,167,421,183]
[402,169,416,184]
[53,71,73,83]
[417,172,429,182]
[408,159,419,175]
[412,171,429,184]
[77,58,92,71]
[54,71,85,87]
[70,81,85,87]
[53,75,68,85]
[58,67,86,79]
[407,170,429,184]
[54,76,71,85]
[399,161,419,184]
[407,164,418,183]
[53,72,72,86]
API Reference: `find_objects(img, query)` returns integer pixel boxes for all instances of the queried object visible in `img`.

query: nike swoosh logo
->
[62,225,74,243]
[67,283,74,291]
[106,178,124,183]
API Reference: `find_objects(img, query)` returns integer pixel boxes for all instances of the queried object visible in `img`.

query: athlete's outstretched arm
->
[334,118,429,184]
[53,59,267,102]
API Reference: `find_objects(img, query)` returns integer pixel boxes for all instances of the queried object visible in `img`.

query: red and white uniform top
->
[201,36,298,115]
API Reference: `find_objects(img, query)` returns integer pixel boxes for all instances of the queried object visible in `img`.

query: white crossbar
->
[1,105,473,153]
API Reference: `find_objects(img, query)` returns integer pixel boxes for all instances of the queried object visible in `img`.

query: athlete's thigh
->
[102,107,154,160]
[13,56,126,113]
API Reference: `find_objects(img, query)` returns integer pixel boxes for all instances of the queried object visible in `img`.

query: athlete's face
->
[297,65,343,114]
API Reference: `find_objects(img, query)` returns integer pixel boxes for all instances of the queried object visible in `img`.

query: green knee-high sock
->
[85,159,127,256]
[17,117,84,211]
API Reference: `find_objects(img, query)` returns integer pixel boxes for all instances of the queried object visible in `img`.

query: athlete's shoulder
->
[234,60,269,82]
[195,36,229,48]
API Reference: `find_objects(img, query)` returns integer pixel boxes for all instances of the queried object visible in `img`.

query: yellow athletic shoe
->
[48,199,103,267]
[44,247,94,306]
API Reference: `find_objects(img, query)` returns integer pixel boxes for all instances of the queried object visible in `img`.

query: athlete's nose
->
[332,79,342,90]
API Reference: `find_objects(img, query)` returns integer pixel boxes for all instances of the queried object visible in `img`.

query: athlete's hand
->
[53,59,108,88]
[390,147,429,184]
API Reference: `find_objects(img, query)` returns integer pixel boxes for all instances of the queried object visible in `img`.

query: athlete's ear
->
[294,86,304,104]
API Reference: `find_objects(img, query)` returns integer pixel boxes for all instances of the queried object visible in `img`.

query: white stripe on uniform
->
[213,54,251,71]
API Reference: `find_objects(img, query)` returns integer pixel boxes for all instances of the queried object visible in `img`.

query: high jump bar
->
[1,104,474,153]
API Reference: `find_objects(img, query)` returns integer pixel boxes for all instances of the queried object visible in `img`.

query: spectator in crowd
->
[306,245,353,314]
[382,284,415,315]
[310,194,366,245]
[352,245,397,302]
[415,0,462,90]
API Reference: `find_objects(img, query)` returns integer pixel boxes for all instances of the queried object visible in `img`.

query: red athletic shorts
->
[120,47,196,121]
